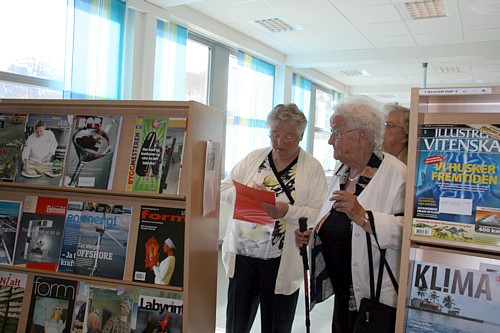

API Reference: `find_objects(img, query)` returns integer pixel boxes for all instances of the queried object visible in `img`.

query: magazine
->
[13,195,68,271]
[131,289,183,333]
[0,114,26,182]
[0,270,28,333]
[26,275,78,333]
[405,248,500,333]
[58,201,132,280]
[127,116,169,193]
[412,124,500,247]
[84,286,133,333]
[69,281,126,333]
[0,200,22,265]
[14,114,73,186]
[133,205,185,287]
[159,118,187,195]
[63,115,122,189]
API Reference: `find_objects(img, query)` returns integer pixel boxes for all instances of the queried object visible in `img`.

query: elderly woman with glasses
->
[295,96,406,333]
[221,103,327,333]
[382,102,410,164]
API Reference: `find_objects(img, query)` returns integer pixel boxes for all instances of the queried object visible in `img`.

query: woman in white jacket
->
[221,103,327,333]
[295,96,406,333]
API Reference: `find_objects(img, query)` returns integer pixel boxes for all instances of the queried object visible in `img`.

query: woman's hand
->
[261,202,289,219]
[295,228,311,248]
[330,190,366,226]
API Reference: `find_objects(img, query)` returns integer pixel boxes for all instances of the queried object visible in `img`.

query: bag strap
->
[365,211,398,293]
[269,153,295,205]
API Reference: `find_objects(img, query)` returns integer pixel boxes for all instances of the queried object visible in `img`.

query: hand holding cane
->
[299,217,311,333]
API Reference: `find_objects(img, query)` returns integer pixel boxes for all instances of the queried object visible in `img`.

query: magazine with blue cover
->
[58,201,132,280]
[412,124,500,247]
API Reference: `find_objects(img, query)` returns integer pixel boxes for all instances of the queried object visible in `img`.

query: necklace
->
[348,172,360,182]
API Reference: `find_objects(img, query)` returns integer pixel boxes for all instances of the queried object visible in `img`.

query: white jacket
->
[221,147,328,295]
[312,153,406,309]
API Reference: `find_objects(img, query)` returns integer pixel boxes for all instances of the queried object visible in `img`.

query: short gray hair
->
[384,102,410,136]
[266,103,308,135]
[333,96,384,150]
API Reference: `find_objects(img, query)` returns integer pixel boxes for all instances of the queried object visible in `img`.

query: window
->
[312,86,343,172]
[185,36,211,104]
[154,21,187,100]
[225,51,275,173]
[0,0,126,100]
[0,0,66,98]
[291,73,312,150]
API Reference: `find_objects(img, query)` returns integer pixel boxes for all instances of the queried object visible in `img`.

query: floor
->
[215,248,334,333]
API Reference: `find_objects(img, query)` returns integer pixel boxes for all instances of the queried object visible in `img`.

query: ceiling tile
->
[413,31,463,45]
[218,0,284,21]
[461,11,500,30]
[315,26,366,41]
[290,10,350,30]
[341,4,402,24]
[405,16,462,35]
[465,28,500,42]
[357,22,410,38]
[370,35,416,48]
[329,38,374,50]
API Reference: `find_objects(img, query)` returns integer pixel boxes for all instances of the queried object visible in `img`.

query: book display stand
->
[0,99,223,333]
[396,86,500,332]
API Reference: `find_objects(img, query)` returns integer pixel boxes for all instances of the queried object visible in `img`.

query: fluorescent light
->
[405,0,446,20]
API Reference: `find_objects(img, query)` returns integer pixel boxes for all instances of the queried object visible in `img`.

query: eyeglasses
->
[269,133,298,143]
[384,122,404,130]
[329,128,360,139]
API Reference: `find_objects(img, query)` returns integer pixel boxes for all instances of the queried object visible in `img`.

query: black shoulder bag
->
[354,214,398,333]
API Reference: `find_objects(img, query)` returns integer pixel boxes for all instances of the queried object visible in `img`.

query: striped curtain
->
[68,0,125,99]
[224,50,275,172]
[154,21,188,100]
[292,73,312,149]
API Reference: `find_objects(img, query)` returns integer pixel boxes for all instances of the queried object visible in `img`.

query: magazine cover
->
[412,124,500,246]
[63,115,122,189]
[58,201,132,280]
[0,270,28,333]
[69,281,126,333]
[13,195,68,271]
[405,249,500,333]
[131,289,183,333]
[159,118,187,195]
[127,116,169,193]
[84,286,133,333]
[26,275,78,333]
[14,114,73,186]
[0,200,22,265]
[0,114,26,182]
[133,205,185,287]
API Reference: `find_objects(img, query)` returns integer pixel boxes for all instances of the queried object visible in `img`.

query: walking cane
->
[299,217,311,333]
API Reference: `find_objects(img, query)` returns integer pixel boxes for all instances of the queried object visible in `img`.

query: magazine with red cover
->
[132,205,185,288]
[13,195,68,271]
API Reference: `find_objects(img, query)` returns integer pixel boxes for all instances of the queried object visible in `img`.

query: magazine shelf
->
[0,99,223,333]
[396,86,500,332]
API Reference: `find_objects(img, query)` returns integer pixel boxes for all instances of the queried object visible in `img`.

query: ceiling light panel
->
[405,0,446,20]
[250,17,303,34]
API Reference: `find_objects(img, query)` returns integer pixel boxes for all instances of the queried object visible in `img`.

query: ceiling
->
[148,0,500,106]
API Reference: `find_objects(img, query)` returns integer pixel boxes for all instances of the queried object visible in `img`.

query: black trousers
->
[225,255,299,333]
